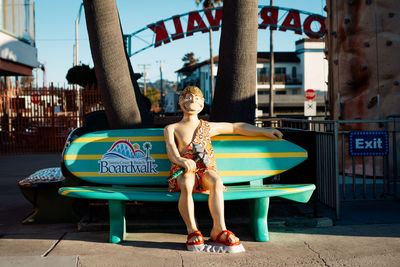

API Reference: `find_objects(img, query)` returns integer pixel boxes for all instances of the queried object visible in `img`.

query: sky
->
[34,0,326,87]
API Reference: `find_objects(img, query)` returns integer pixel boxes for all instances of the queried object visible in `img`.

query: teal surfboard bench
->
[59,128,315,244]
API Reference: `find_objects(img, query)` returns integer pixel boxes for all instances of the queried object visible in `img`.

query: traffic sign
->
[31,93,40,104]
[304,100,316,116]
[305,89,316,100]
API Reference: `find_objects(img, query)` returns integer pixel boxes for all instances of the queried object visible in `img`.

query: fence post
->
[334,120,340,220]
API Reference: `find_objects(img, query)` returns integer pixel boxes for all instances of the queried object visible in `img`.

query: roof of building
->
[176,52,300,74]
[295,38,324,45]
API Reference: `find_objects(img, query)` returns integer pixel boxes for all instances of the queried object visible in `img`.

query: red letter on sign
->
[303,15,326,39]
[171,15,184,40]
[148,21,170,47]
[279,10,302,35]
[187,11,209,36]
[259,7,278,30]
[205,8,222,31]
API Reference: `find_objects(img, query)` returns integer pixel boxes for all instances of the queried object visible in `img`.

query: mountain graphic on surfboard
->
[101,140,146,160]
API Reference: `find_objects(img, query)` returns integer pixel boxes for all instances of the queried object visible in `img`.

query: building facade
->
[176,39,328,117]
[0,0,37,77]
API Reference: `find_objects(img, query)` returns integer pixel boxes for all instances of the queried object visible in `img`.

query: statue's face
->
[179,93,204,115]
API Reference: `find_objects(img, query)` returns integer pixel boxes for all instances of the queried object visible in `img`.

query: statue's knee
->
[205,173,224,191]
[177,174,195,192]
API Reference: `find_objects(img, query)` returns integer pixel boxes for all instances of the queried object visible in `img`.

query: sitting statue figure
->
[164,86,283,253]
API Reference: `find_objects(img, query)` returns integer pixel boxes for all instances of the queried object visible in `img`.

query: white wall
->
[296,40,328,94]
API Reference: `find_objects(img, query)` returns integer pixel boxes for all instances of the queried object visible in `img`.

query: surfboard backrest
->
[62,128,307,186]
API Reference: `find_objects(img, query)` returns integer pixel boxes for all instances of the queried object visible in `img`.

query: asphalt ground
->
[1,153,400,267]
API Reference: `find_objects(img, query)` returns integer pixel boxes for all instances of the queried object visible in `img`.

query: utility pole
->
[73,3,83,66]
[157,60,165,112]
[269,0,275,118]
[138,64,150,95]
[209,28,214,107]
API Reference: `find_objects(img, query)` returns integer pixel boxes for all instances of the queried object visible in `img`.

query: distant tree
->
[20,76,34,87]
[145,86,161,111]
[66,64,97,88]
[182,52,199,67]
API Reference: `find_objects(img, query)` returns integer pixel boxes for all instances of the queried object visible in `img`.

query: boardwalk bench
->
[58,128,315,244]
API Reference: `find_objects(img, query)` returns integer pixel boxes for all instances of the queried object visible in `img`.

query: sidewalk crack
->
[304,241,329,267]
[41,232,67,257]
[176,251,184,266]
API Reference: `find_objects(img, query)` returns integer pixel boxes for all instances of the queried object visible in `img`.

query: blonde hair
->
[180,86,204,99]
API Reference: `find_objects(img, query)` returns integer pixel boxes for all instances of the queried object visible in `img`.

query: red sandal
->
[208,230,245,253]
[186,230,205,252]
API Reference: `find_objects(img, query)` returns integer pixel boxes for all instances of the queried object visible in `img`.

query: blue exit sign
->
[349,131,389,156]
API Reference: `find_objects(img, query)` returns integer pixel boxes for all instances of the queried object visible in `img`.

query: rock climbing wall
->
[326,0,400,121]
[325,0,400,177]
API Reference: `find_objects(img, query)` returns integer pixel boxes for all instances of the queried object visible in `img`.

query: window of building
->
[292,67,297,78]
[257,67,268,85]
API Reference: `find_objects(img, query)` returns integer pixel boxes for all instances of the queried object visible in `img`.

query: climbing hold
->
[363,42,370,47]
[388,13,395,18]
[346,80,353,85]
[344,18,351,24]
[386,40,392,46]
[334,59,339,65]
[394,81,399,86]
[332,32,337,38]
[366,0,372,5]
[361,66,368,71]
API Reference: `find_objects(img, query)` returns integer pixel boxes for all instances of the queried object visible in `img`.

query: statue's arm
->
[164,125,197,172]
[209,122,283,139]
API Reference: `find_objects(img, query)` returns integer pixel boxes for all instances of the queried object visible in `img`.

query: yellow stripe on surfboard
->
[74,136,165,143]
[64,152,306,161]
[72,135,281,143]
[70,170,283,178]
[60,185,308,196]
[64,154,169,160]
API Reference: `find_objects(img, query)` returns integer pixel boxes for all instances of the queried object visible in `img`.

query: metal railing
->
[256,117,400,219]
[0,83,103,154]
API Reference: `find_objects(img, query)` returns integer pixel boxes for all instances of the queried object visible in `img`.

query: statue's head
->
[179,86,204,115]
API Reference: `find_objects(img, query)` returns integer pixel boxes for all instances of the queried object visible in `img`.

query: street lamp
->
[73,3,84,66]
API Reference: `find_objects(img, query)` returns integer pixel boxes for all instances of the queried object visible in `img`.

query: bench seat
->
[59,184,315,202]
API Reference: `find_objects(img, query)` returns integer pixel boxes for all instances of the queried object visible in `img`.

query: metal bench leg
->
[108,200,126,244]
[249,197,270,241]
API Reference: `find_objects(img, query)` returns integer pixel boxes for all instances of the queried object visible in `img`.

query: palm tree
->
[209,0,258,123]
[196,0,222,8]
[83,0,152,129]
[182,52,199,67]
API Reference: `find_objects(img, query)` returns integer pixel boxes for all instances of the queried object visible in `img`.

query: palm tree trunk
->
[83,0,152,128]
[210,0,258,123]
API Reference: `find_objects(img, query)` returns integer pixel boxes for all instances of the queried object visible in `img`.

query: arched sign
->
[125,5,326,57]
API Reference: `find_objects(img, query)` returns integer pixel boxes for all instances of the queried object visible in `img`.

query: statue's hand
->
[264,128,283,139]
[178,158,197,173]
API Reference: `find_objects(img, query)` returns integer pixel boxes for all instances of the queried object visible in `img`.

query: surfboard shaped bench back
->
[60,127,315,243]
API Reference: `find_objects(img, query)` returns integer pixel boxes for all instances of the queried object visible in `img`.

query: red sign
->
[305,89,316,100]
[147,7,325,49]
[31,93,40,104]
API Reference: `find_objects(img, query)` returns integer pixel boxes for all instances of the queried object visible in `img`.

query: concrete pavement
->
[1,153,400,266]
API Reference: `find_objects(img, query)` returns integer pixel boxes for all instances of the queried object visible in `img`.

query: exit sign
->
[349,131,389,156]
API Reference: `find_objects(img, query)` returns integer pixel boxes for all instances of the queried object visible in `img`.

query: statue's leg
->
[177,173,200,243]
[203,171,239,244]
